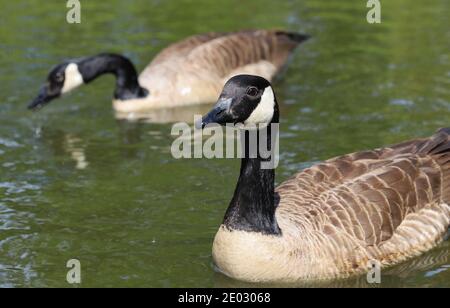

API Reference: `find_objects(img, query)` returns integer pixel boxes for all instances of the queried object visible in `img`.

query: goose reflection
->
[114,103,213,124]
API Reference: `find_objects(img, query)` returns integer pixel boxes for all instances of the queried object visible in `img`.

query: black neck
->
[223,107,281,235]
[77,53,149,100]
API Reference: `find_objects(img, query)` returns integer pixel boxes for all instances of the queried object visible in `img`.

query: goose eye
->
[246,87,259,97]
[55,73,64,83]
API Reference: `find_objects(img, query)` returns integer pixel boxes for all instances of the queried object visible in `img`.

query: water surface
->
[0,0,449,287]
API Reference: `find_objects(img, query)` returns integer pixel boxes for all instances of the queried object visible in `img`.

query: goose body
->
[200,75,450,282]
[29,30,309,114]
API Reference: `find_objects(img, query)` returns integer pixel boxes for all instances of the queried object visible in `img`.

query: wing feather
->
[277,128,450,249]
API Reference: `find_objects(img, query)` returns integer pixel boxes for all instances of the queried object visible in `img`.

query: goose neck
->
[224,120,281,235]
[78,53,149,101]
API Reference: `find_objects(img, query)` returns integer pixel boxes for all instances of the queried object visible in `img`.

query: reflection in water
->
[65,135,89,170]
[36,121,169,165]
[384,245,450,279]
[116,120,147,159]
[116,120,146,146]
[114,104,213,124]
[37,128,89,170]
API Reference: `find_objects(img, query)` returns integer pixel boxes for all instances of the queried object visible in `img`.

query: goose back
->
[149,32,224,66]
[135,30,308,109]
[273,128,450,278]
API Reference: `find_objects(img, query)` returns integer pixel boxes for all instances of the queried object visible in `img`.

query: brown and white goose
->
[28,30,309,114]
[199,75,450,282]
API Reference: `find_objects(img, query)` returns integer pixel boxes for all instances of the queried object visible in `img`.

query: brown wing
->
[149,32,224,66]
[277,128,450,248]
[184,30,309,79]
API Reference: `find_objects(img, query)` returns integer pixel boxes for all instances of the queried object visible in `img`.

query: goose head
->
[28,54,148,111]
[28,62,84,110]
[199,75,279,130]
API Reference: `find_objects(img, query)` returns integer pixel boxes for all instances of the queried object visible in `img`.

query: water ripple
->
[0,138,21,148]
[0,182,40,195]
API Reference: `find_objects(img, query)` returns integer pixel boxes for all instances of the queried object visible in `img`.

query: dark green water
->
[0,0,449,287]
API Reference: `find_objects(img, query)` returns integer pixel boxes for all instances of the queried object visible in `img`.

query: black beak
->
[28,86,57,111]
[196,98,233,129]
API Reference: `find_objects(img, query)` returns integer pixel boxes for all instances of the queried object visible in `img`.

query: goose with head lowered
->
[28,30,309,115]
[199,74,450,282]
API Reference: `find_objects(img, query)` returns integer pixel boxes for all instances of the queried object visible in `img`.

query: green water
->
[0,0,449,287]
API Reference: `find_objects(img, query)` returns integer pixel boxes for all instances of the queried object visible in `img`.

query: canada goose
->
[199,75,450,283]
[28,30,309,114]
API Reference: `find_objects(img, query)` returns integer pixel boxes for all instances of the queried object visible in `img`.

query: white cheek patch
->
[243,86,275,128]
[61,63,84,94]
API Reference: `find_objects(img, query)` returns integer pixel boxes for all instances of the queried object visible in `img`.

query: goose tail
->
[419,128,450,203]
[418,128,450,156]
[275,31,311,45]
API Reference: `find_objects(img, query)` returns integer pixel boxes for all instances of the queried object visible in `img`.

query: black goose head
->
[199,75,279,129]
[28,53,148,111]
[28,61,84,110]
